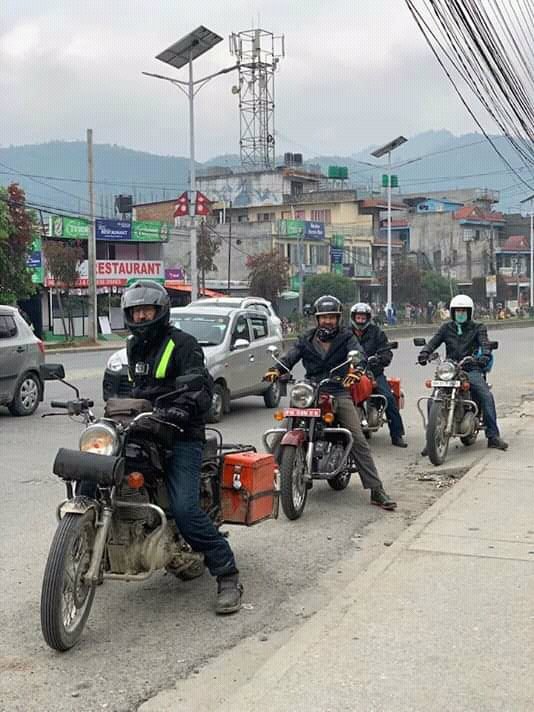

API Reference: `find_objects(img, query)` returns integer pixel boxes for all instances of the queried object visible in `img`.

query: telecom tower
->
[229,29,285,169]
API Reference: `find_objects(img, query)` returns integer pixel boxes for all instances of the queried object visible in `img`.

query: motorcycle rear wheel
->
[279,445,308,520]
[41,511,97,651]
[427,400,450,466]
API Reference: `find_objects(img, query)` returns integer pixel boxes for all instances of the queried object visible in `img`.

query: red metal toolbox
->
[221,451,279,525]
[387,377,404,409]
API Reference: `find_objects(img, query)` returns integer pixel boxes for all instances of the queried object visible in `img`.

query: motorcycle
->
[414,337,498,466]
[39,364,278,651]
[349,342,404,439]
[262,346,361,520]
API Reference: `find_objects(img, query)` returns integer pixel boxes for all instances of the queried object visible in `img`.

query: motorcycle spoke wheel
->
[279,445,308,520]
[427,401,450,466]
[41,512,97,651]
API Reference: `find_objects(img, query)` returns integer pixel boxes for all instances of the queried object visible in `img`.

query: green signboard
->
[381,174,399,188]
[279,219,305,237]
[132,221,170,242]
[50,215,90,239]
[49,215,170,242]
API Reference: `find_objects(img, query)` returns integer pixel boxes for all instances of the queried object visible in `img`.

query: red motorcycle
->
[350,342,404,439]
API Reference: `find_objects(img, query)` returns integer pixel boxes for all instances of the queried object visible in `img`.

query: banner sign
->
[279,219,325,240]
[45,260,164,288]
[27,235,44,284]
[330,247,344,264]
[95,219,131,241]
[49,216,169,242]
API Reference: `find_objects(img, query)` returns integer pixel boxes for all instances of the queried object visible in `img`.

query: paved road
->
[1,328,533,712]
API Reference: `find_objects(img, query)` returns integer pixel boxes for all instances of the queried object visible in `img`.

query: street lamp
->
[520,192,534,308]
[371,136,407,314]
[143,26,238,302]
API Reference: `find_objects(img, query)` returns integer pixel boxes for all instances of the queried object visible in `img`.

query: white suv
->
[189,297,283,339]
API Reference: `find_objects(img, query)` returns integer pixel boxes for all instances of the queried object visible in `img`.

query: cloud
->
[0,0,480,158]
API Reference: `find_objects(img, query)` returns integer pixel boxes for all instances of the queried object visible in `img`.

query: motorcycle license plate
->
[431,380,461,387]
[283,408,321,417]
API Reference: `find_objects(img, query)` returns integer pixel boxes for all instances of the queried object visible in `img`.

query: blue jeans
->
[467,370,499,439]
[166,440,237,578]
[374,374,405,440]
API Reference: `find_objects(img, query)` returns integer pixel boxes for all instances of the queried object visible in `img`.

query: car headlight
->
[107,353,124,373]
[79,423,120,456]
[436,361,457,381]
[290,383,315,408]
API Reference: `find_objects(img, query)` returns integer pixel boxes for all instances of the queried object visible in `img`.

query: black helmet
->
[350,302,372,332]
[121,280,170,341]
[313,295,342,341]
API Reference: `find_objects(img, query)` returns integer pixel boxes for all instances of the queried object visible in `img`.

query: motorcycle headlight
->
[107,352,125,373]
[79,423,120,456]
[290,383,314,408]
[436,361,457,381]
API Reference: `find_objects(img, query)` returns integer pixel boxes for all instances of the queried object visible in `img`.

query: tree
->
[421,271,457,304]
[0,183,36,304]
[303,273,357,306]
[42,240,84,341]
[246,251,289,302]
[198,222,220,294]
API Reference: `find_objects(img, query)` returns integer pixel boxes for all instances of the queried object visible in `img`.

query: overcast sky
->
[0,0,484,161]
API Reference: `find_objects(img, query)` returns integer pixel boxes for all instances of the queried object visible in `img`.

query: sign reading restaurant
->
[45,260,164,287]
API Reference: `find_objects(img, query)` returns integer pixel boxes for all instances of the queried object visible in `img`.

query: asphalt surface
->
[1,328,533,712]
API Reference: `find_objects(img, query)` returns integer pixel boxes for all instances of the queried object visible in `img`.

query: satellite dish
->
[231,85,241,94]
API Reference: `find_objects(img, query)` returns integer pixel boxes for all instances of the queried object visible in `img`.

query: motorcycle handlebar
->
[50,400,69,409]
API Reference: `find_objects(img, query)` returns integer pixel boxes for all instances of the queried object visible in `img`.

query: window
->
[291,181,303,197]
[281,211,292,220]
[0,315,17,338]
[295,209,306,219]
[256,212,275,222]
[249,315,268,340]
[311,209,331,224]
[231,315,250,346]
[246,303,270,317]
[309,244,329,266]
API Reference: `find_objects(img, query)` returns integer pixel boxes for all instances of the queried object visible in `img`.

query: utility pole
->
[519,193,534,309]
[298,226,304,316]
[86,129,98,341]
[226,201,232,292]
[188,50,198,303]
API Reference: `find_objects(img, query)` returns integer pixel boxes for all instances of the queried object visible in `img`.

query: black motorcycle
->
[39,365,274,651]
[414,338,498,466]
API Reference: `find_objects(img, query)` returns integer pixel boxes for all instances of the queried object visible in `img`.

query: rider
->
[417,294,508,454]
[121,280,243,614]
[350,302,407,448]
[264,295,397,510]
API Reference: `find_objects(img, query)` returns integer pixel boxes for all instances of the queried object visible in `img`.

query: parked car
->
[103,306,283,422]
[189,296,283,339]
[0,305,46,415]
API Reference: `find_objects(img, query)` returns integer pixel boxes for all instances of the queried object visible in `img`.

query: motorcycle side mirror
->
[413,337,426,347]
[489,341,499,350]
[387,341,398,350]
[347,349,362,365]
[267,345,280,357]
[40,363,65,381]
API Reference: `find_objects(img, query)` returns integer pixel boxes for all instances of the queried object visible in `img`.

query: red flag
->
[174,191,189,218]
[195,191,211,216]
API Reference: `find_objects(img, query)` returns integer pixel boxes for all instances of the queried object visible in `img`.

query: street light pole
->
[371,135,407,315]
[187,51,198,302]
[519,192,534,308]
[387,149,392,312]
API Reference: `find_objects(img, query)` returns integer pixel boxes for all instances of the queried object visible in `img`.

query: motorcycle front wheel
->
[427,400,450,466]
[41,511,97,651]
[279,445,308,520]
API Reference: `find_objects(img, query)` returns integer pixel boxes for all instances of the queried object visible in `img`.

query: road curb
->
[44,342,125,355]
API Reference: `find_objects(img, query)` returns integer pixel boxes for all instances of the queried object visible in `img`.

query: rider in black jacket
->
[418,294,508,453]
[350,303,407,447]
[264,295,396,510]
[122,280,243,614]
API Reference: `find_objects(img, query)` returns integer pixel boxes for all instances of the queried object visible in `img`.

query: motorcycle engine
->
[366,405,381,429]
[458,411,476,436]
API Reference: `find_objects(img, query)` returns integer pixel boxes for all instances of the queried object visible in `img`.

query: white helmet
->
[449,294,474,320]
